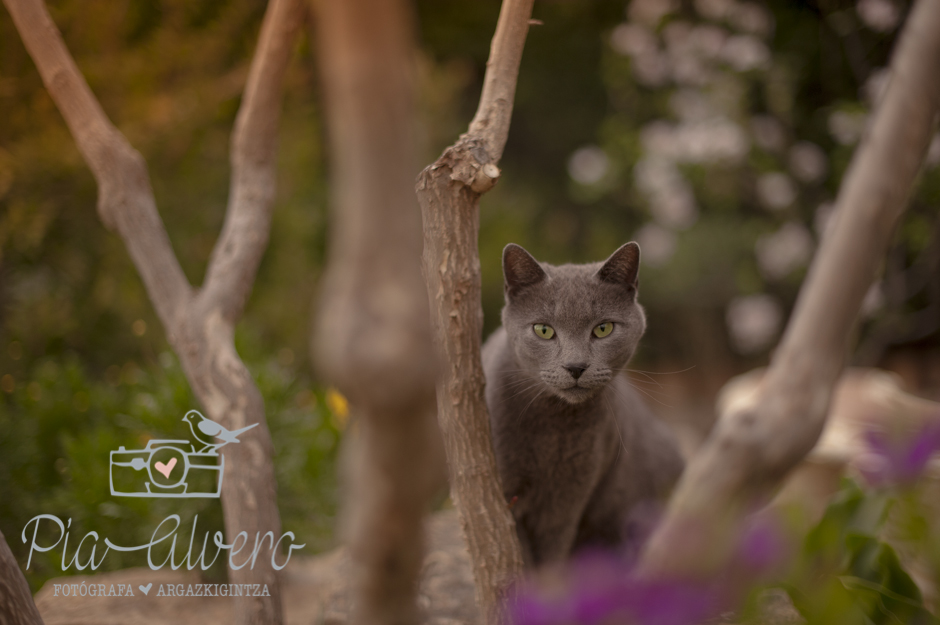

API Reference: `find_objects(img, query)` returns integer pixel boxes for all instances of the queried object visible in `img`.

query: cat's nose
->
[564,363,588,379]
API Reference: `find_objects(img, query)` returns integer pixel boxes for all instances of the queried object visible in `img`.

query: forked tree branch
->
[3,1,304,623]
[203,0,304,323]
[417,1,534,623]
[638,0,940,578]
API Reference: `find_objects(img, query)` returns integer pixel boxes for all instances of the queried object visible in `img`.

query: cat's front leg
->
[512,483,594,566]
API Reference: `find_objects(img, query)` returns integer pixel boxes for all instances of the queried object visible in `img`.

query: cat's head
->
[500,242,646,404]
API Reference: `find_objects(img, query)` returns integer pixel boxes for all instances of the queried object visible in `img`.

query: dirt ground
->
[34,510,479,625]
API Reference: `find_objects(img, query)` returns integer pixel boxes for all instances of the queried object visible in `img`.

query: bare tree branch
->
[466,0,534,163]
[638,0,940,578]
[3,1,304,623]
[0,529,43,625]
[417,1,534,623]
[203,0,305,323]
[312,1,443,624]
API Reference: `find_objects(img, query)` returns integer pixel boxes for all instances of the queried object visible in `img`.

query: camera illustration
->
[109,439,224,499]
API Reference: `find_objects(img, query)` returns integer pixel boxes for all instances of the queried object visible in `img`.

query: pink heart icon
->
[155,457,177,479]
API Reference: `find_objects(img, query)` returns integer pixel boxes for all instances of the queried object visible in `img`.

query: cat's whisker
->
[603,394,627,463]
[614,375,673,398]
[616,379,673,409]
[621,370,665,389]
[500,376,539,391]
[518,388,546,420]
[622,365,696,376]
[505,381,545,401]
[621,375,666,389]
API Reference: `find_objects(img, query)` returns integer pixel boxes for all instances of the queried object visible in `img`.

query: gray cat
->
[482,242,684,566]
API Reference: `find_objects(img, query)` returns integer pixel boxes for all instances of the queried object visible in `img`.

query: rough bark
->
[638,0,940,578]
[311,1,443,625]
[2,0,305,623]
[0,529,43,625]
[416,1,534,623]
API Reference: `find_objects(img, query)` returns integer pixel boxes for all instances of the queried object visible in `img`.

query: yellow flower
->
[326,388,349,430]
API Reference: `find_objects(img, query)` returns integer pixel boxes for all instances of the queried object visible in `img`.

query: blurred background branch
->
[638,0,940,579]
[312,0,443,624]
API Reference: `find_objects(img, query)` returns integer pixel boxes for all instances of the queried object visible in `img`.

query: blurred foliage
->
[0,350,341,592]
[1,0,940,595]
[785,478,940,625]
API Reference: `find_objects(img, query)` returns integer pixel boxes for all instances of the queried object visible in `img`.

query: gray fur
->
[483,242,685,566]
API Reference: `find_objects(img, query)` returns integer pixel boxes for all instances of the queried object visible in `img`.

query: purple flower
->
[509,551,723,625]
[859,421,940,486]
[736,516,788,574]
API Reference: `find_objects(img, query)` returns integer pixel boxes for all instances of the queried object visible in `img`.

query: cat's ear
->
[597,242,640,290]
[503,244,546,297]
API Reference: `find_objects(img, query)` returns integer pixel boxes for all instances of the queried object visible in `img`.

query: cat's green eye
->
[593,322,614,338]
[533,324,555,340]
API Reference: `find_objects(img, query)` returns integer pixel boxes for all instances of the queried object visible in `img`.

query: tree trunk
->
[2,0,304,622]
[416,1,534,623]
[311,1,443,624]
[638,0,940,578]
[0,529,43,625]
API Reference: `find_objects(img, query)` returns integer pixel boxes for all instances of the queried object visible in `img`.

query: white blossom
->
[633,158,699,228]
[663,21,695,53]
[634,156,682,194]
[729,3,774,37]
[721,35,771,72]
[756,172,797,210]
[694,0,734,21]
[640,122,679,157]
[751,115,786,152]
[671,53,711,86]
[726,294,783,354]
[754,221,814,280]
[632,50,672,87]
[640,119,749,164]
[857,0,900,32]
[628,0,678,27]
[828,110,868,146]
[635,222,678,267]
[691,25,728,59]
[651,184,699,229]
[611,23,658,57]
[669,90,714,122]
[788,141,828,183]
[568,146,610,185]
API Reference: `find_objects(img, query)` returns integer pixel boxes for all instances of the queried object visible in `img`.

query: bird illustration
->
[182,410,259,454]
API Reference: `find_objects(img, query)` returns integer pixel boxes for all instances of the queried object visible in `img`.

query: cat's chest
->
[494,396,615,477]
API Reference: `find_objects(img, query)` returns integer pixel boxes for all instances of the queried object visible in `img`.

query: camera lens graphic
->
[146,445,189,489]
